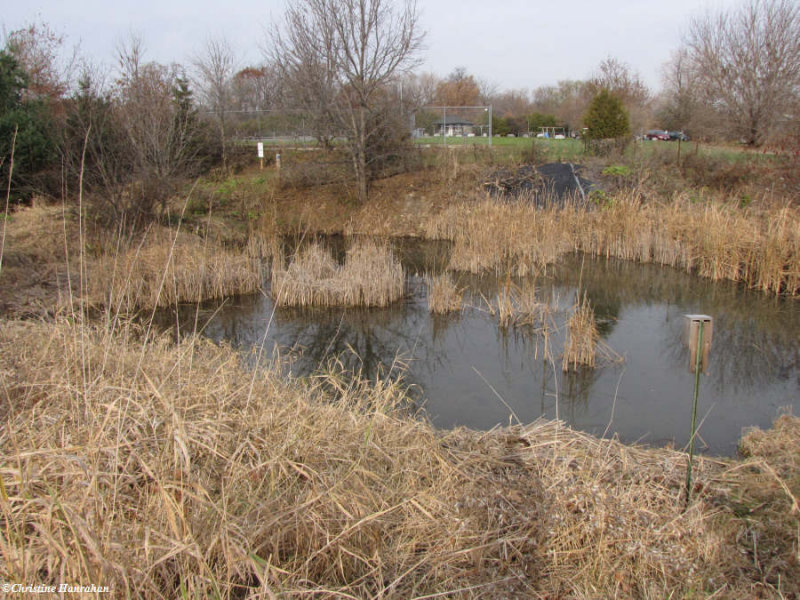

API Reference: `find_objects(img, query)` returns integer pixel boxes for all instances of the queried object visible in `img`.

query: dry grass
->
[427,199,571,276]
[2,184,799,598]
[483,280,554,330]
[426,273,463,314]
[272,239,404,307]
[427,192,800,296]
[86,226,264,311]
[1,317,798,598]
[562,293,598,371]
[0,318,543,598]
[0,205,81,315]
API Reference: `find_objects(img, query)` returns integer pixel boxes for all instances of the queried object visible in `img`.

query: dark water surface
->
[160,241,799,456]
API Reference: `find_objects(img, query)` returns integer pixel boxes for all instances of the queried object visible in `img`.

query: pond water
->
[160,239,800,456]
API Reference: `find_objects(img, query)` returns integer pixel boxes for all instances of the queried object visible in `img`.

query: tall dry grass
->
[86,227,264,311]
[427,192,800,296]
[426,273,463,313]
[2,194,798,597]
[2,318,798,597]
[562,292,598,371]
[427,199,573,276]
[272,239,404,307]
[0,319,543,598]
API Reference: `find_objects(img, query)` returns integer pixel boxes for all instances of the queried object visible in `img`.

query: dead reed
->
[483,280,555,332]
[426,272,463,313]
[272,239,404,307]
[562,292,598,371]
[427,199,571,276]
[426,192,800,296]
[2,317,797,597]
[86,227,263,311]
[2,200,798,598]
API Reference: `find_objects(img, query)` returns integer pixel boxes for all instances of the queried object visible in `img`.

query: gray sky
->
[4,0,744,93]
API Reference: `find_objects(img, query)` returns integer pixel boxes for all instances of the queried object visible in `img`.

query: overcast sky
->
[4,0,744,93]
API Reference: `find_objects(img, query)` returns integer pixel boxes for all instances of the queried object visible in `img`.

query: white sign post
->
[257,142,264,170]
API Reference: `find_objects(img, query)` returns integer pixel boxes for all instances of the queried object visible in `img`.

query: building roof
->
[434,116,474,126]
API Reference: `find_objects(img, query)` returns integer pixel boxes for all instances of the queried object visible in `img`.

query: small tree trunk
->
[357,106,368,203]
[219,113,228,170]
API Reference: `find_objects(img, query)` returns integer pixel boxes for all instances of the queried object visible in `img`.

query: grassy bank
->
[1,317,798,598]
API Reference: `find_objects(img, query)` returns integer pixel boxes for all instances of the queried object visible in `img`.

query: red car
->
[645,130,670,141]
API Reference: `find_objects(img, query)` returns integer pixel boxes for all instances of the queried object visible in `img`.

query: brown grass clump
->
[85,226,263,311]
[426,273,463,313]
[0,318,545,598]
[722,414,800,588]
[1,318,798,598]
[486,279,554,330]
[272,239,404,307]
[562,293,598,371]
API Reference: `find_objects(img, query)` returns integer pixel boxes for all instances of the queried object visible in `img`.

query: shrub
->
[584,90,630,155]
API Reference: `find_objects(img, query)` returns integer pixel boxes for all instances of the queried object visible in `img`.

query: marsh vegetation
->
[2,136,800,599]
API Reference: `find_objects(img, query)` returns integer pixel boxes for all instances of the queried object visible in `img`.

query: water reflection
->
[157,245,800,456]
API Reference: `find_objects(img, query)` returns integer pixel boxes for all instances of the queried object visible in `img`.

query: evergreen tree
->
[583,89,630,140]
[0,49,57,195]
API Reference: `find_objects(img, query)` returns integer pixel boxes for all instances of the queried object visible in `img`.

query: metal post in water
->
[683,314,713,509]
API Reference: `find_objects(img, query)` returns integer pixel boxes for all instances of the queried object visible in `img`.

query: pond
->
[160,239,800,456]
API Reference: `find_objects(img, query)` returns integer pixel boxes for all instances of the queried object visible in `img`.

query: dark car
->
[668,131,690,142]
[645,129,670,141]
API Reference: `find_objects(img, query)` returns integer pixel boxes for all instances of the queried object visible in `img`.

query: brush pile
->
[483,165,545,197]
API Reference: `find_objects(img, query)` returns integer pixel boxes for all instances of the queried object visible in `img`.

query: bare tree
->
[96,36,204,226]
[398,71,438,108]
[434,67,481,106]
[656,47,716,136]
[271,29,340,149]
[532,80,591,133]
[231,64,282,112]
[685,0,800,146]
[272,0,423,202]
[476,77,498,105]
[193,37,237,167]
[4,21,77,102]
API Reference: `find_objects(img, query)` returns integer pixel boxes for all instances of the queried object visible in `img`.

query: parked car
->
[645,129,670,141]
[668,131,690,142]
